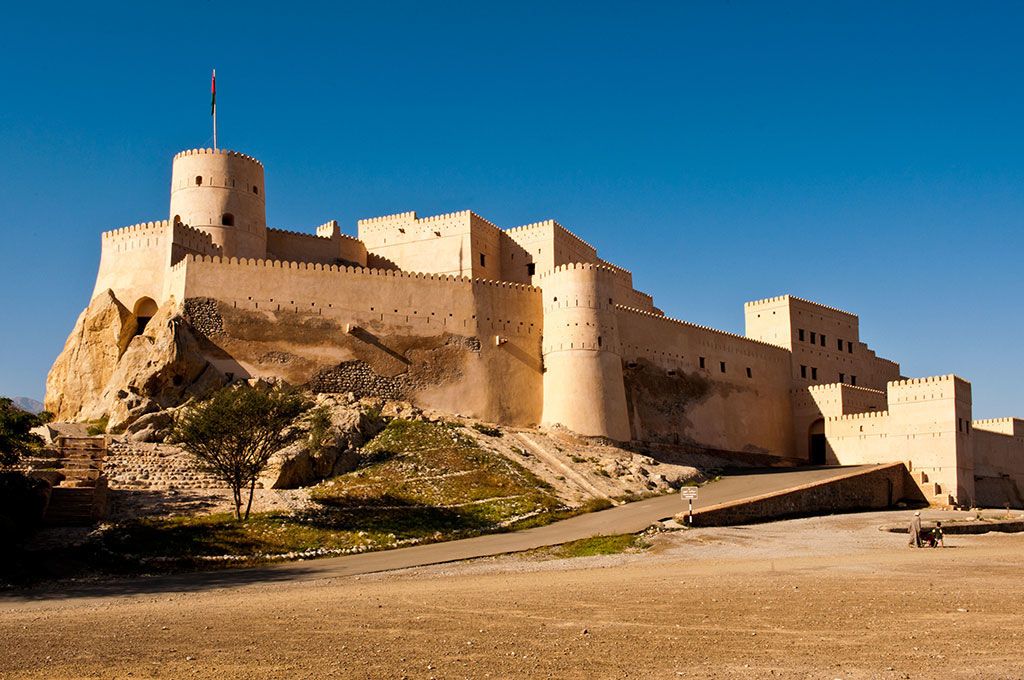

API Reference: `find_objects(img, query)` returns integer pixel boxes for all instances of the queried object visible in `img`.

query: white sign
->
[680,486,699,500]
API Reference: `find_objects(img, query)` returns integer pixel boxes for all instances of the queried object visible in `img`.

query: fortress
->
[53,147,1024,508]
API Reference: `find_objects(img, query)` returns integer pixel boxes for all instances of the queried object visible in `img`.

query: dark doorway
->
[808,419,827,464]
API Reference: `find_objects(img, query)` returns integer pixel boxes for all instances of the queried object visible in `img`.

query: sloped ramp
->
[689,462,922,527]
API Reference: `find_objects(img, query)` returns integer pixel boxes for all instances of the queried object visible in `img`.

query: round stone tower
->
[537,263,631,441]
[169,148,267,259]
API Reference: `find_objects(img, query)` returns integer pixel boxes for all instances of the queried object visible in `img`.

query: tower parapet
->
[169,148,267,259]
[537,263,631,440]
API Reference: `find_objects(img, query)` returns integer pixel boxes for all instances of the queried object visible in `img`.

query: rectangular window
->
[526,262,536,276]
[479,253,486,267]
[746,367,752,378]
[820,335,826,347]
[699,357,706,369]
[839,373,845,383]
[847,341,853,354]
[798,329,805,341]
[851,375,857,385]
[800,365,807,378]
[837,338,844,351]
[810,332,816,343]
[811,367,818,380]
[720,361,727,373]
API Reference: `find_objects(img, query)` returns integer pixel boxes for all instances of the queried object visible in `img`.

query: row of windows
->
[800,365,858,385]
[698,356,754,379]
[957,418,971,434]
[193,175,259,194]
[798,328,854,354]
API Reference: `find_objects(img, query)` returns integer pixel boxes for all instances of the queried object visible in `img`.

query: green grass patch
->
[89,419,583,572]
[551,533,648,558]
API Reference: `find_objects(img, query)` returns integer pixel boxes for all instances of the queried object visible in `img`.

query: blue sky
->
[0,2,1021,416]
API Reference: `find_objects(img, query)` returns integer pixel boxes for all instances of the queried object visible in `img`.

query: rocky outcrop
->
[45,290,137,421]
[45,290,226,433]
[260,396,386,489]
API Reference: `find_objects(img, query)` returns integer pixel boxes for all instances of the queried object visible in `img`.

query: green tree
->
[170,386,310,520]
[0,398,45,466]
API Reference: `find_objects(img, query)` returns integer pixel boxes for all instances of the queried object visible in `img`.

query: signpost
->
[680,486,699,524]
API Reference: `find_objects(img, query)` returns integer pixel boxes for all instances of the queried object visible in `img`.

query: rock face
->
[45,290,226,432]
[260,396,386,489]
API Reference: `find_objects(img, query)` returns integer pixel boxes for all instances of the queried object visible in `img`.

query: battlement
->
[615,304,784,351]
[973,417,1023,425]
[534,262,621,280]
[744,294,858,320]
[101,220,172,240]
[828,410,891,422]
[172,254,540,292]
[173,148,263,166]
[807,382,886,396]
[356,211,418,227]
[505,218,599,254]
[887,374,969,389]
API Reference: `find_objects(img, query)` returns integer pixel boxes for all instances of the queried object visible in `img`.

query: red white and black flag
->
[211,69,217,116]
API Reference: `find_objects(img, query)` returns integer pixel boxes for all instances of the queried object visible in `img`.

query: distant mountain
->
[6,396,44,414]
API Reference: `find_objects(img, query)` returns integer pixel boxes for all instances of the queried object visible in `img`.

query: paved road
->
[11,465,873,600]
[266,464,874,579]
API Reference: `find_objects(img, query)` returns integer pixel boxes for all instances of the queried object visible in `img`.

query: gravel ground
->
[2,509,1022,679]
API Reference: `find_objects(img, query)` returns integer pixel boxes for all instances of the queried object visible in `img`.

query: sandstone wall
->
[171,255,544,426]
[971,418,1024,508]
[266,223,368,267]
[613,304,795,456]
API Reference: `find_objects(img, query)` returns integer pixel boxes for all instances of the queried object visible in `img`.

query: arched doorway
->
[133,297,158,335]
[808,418,827,465]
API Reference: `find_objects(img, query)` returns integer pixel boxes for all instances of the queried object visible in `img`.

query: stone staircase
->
[43,436,109,525]
[104,440,224,491]
[914,470,956,507]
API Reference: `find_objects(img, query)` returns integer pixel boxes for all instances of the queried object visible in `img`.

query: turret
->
[169,148,267,259]
[537,263,631,440]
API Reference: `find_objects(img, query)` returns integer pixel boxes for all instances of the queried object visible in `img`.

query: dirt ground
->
[2,509,1022,679]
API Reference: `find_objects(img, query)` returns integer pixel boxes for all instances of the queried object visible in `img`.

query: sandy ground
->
[2,509,1022,679]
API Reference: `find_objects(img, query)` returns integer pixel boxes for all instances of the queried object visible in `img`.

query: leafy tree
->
[170,386,311,520]
[0,398,45,466]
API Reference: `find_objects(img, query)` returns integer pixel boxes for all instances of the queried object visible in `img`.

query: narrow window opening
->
[597,336,603,347]
[798,329,805,341]
[811,367,818,380]
[810,331,817,343]
[746,367,752,379]
[195,175,203,186]
[820,335,826,347]
[221,213,234,226]
[839,372,845,383]
[526,262,536,276]
[847,341,853,354]
[800,365,807,378]
[479,253,486,267]
[720,361,727,373]
[851,375,857,385]
[699,357,706,369]
[253,185,259,195]
[837,338,844,351]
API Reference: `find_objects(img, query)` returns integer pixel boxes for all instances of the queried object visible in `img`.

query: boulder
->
[124,409,175,443]
[260,403,386,489]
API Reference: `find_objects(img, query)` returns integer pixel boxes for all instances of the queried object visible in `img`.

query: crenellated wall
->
[168,254,544,425]
[169,148,267,259]
[266,221,368,267]
[536,263,631,440]
[613,304,794,455]
[826,375,975,505]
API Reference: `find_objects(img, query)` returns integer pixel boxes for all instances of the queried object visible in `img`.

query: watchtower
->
[169,148,267,259]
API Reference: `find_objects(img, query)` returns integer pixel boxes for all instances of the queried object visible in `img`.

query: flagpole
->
[212,69,218,151]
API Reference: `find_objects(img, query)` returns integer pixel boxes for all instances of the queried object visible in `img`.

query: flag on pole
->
[211,69,217,116]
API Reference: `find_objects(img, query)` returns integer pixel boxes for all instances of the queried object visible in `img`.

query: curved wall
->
[537,263,630,440]
[169,149,267,259]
